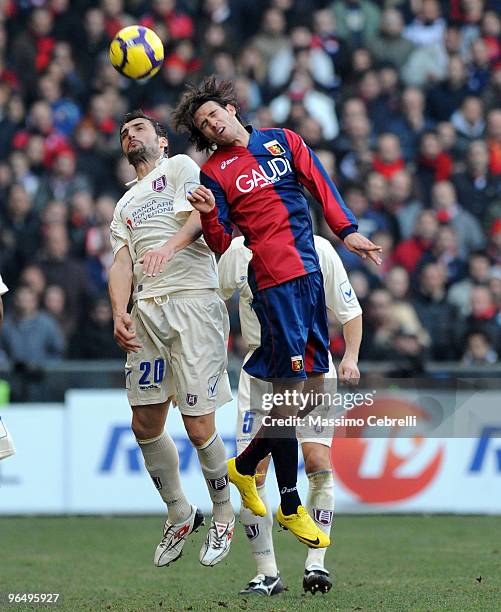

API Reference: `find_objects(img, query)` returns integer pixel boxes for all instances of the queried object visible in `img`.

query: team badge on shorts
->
[313,509,333,526]
[264,139,286,155]
[186,393,198,406]
[291,355,304,372]
[152,175,167,192]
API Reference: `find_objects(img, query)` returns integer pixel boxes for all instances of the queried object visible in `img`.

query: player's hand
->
[338,357,360,385]
[344,232,383,265]
[114,312,142,353]
[139,243,175,277]
[187,185,216,213]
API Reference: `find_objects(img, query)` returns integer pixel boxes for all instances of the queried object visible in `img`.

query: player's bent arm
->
[338,314,362,384]
[193,172,234,254]
[140,210,203,277]
[108,247,141,353]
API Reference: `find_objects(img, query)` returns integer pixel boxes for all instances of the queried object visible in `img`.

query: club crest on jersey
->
[291,355,304,372]
[186,393,198,406]
[264,139,285,155]
[126,217,133,230]
[313,509,333,526]
[152,175,167,192]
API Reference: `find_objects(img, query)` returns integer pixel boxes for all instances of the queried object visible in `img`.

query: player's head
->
[119,110,168,167]
[172,75,244,152]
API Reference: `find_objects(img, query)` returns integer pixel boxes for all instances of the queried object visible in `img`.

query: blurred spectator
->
[427,55,471,122]
[448,251,492,316]
[486,109,501,175]
[331,0,381,48]
[0,284,65,401]
[69,294,123,359]
[488,219,501,265]
[462,330,498,365]
[388,87,434,161]
[412,262,459,360]
[416,130,453,202]
[385,170,423,240]
[463,285,501,352]
[431,180,485,255]
[451,96,485,146]
[270,69,339,140]
[452,139,501,224]
[418,224,467,286]
[312,9,351,83]
[43,283,74,339]
[367,8,415,71]
[372,133,405,179]
[403,0,445,48]
[393,210,438,273]
[250,8,289,66]
[36,223,96,326]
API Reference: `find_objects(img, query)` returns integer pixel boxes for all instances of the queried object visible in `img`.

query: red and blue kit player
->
[173,76,382,548]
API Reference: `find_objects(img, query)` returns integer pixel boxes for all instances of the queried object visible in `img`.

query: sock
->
[305,470,334,570]
[271,425,301,515]
[240,485,278,577]
[137,433,191,524]
[196,431,234,523]
[235,424,273,475]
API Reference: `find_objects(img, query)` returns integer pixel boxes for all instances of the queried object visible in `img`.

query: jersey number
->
[139,359,165,385]
[242,410,254,434]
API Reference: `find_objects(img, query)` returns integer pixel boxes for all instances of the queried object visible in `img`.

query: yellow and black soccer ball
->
[109,25,164,80]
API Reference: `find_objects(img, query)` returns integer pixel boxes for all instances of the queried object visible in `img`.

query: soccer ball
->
[109,25,164,80]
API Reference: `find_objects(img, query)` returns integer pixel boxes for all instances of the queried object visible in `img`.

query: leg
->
[182,411,234,524]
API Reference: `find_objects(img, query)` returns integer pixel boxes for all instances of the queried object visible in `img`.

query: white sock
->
[305,470,334,571]
[137,433,191,524]
[196,432,234,523]
[240,484,278,577]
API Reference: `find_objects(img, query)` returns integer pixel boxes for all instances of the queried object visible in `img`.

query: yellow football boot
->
[227,457,266,517]
[277,505,330,548]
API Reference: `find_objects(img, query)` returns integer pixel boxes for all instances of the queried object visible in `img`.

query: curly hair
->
[171,75,243,153]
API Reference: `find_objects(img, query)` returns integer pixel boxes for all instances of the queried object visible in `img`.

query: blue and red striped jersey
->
[199,126,357,291]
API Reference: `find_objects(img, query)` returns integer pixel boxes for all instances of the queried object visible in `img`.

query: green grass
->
[0,516,500,611]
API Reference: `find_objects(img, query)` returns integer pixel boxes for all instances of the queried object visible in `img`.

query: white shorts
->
[126,291,232,416]
[236,350,337,453]
[0,417,15,460]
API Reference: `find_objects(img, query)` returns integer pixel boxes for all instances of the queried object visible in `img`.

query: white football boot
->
[154,506,204,567]
[199,517,235,567]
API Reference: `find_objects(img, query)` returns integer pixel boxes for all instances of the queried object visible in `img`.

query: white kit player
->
[0,274,15,461]
[109,111,234,568]
[218,235,362,595]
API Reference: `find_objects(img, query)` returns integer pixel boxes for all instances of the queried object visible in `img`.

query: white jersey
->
[218,235,362,349]
[110,155,218,301]
[0,274,7,296]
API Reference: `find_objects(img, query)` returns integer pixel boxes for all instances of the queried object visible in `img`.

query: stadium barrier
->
[0,386,500,515]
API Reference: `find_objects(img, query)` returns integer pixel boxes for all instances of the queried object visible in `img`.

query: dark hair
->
[119,110,168,150]
[171,75,242,153]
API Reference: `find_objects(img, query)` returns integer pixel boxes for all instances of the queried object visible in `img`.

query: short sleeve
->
[171,154,201,216]
[109,204,129,257]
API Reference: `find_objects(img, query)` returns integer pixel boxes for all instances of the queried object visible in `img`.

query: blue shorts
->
[244,271,330,381]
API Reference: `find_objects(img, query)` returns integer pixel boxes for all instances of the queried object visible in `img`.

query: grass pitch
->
[0,515,500,611]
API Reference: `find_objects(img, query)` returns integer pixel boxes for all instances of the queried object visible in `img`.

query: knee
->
[304,445,331,475]
[131,413,160,441]
[185,421,214,447]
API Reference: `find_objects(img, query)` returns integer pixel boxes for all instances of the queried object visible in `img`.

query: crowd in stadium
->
[0,0,500,377]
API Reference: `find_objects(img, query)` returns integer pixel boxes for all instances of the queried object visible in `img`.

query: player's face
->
[194,101,240,145]
[120,119,167,164]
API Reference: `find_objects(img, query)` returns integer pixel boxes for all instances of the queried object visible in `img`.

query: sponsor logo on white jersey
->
[235,157,292,193]
[127,198,174,228]
[220,156,238,170]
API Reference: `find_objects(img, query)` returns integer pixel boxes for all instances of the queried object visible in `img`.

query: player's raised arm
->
[284,129,382,265]
[188,172,234,254]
